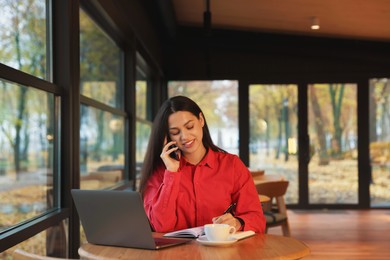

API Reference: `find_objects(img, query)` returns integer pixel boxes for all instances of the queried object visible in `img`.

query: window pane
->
[308,83,358,204]
[0,0,49,80]
[135,121,151,190]
[135,65,151,190]
[136,80,147,119]
[79,9,122,108]
[369,78,390,207]
[0,80,55,231]
[1,220,69,258]
[168,80,239,154]
[249,84,298,204]
[80,105,125,189]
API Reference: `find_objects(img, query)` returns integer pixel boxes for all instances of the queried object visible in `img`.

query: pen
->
[223,202,236,215]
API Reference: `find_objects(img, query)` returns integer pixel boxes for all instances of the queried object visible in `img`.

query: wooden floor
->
[266,209,390,260]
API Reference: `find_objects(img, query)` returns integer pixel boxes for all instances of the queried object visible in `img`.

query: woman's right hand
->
[160,140,181,172]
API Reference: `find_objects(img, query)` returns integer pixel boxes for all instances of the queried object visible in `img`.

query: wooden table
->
[79,233,310,260]
[253,174,283,184]
[259,194,271,203]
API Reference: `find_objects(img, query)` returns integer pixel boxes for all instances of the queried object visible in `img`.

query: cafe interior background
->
[0,0,389,258]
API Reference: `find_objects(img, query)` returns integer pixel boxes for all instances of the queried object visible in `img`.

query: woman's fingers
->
[161,141,176,155]
[212,214,241,230]
[160,140,180,172]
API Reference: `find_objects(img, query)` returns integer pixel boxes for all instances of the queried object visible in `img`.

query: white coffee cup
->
[204,224,236,241]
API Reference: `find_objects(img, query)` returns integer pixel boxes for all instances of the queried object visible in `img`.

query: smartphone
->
[169,144,180,161]
[167,134,181,161]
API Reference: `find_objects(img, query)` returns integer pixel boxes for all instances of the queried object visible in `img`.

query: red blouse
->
[143,149,266,233]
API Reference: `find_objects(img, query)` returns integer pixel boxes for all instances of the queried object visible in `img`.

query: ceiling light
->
[311,17,320,30]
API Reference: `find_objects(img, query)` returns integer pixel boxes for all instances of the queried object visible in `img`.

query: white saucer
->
[196,235,238,246]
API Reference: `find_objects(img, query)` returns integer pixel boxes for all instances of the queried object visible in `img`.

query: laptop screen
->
[71,189,190,250]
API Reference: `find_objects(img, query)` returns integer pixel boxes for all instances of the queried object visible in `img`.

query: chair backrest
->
[12,249,75,260]
[256,180,289,214]
[255,180,289,198]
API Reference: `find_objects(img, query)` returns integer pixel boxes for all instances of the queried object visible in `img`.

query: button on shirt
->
[143,149,266,233]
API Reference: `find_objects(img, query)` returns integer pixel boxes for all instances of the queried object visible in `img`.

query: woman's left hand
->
[212,213,242,231]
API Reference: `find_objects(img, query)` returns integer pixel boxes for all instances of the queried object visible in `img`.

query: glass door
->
[249,84,298,204]
[369,79,390,207]
[308,83,358,204]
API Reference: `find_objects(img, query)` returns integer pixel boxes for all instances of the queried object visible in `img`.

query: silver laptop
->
[71,189,191,250]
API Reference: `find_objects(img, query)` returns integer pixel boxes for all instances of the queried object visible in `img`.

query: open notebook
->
[71,189,191,250]
[164,226,205,238]
[164,226,255,240]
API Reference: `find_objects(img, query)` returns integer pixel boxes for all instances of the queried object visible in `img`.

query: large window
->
[168,80,239,154]
[369,78,390,207]
[308,83,358,204]
[79,9,122,108]
[0,0,49,80]
[249,84,298,204]
[0,0,63,257]
[4,220,68,257]
[0,81,56,230]
[135,62,152,190]
[79,8,125,190]
[80,106,125,190]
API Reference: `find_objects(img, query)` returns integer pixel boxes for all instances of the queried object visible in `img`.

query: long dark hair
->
[139,95,224,194]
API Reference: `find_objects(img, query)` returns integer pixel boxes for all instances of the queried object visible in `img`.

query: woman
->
[140,96,265,233]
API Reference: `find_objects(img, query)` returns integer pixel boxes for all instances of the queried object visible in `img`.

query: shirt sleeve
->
[231,156,266,233]
[143,167,182,232]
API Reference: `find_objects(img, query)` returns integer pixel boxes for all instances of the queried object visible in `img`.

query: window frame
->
[0,0,65,250]
[78,5,129,189]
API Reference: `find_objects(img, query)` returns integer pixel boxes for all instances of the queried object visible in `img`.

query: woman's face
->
[168,111,205,156]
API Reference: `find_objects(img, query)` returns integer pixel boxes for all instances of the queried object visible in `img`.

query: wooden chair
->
[12,249,78,260]
[256,180,291,236]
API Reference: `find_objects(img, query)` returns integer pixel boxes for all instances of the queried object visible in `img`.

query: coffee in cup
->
[204,224,236,241]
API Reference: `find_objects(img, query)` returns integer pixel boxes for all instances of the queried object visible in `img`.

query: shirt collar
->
[183,148,216,169]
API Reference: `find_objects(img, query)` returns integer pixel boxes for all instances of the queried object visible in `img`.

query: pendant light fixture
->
[204,0,212,36]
